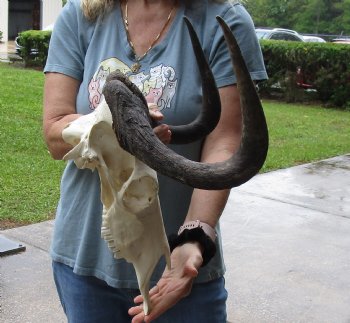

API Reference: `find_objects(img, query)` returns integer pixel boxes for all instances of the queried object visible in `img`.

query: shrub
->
[17,30,52,67]
[0,30,3,42]
[260,40,350,109]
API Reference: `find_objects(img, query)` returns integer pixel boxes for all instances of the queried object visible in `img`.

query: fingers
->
[147,104,171,144]
[149,284,160,295]
[129,295,173,323]
[133,294,144,304]
[154,124,171,144]
[129,275,195,322]
[132,284,159,304]
[129,244,202,322]
[129,305,145,323]
[148,103,164,121]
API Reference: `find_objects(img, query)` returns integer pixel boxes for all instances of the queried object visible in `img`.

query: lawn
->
[0,63,65,229]
[0,62,350,229]
[262,100,350,171]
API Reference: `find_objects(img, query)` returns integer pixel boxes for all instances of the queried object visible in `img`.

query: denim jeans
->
[52,261,227,323]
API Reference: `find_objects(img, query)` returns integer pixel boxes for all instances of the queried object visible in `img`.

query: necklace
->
[123,0,175,73]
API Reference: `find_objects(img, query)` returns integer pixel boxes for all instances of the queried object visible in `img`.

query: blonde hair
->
[81,0,238,21]
[81,0,115,21]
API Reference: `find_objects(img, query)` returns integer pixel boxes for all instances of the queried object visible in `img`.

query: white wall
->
[41,0,62,30]
[0,0,9,41]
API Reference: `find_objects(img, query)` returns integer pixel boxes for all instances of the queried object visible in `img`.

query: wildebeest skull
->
[62,98,170,314]
[61,17,268,314]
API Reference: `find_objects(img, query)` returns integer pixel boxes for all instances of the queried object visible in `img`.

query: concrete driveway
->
[1,155,350,322]
[0,40,18,62]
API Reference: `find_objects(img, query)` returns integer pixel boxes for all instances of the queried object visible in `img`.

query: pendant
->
[131,62,141,73]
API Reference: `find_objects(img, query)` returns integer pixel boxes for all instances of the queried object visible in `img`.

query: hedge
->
[259,40,350,109]
[16,30,350,108]
[17,30,52,67]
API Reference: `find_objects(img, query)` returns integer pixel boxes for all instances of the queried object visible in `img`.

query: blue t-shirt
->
[45,0,267,288]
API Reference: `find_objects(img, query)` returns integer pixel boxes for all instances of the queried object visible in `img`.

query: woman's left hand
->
[128,242,203,323]
[148,103,171,144]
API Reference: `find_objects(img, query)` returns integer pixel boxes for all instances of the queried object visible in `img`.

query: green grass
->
[0,63,65,228]
[262,101,350,171]
[0,62,349,228]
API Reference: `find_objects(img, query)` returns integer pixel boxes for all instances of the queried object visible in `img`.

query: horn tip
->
[183,16,191,26]
[216,16,229,31]
[216,16,226,26]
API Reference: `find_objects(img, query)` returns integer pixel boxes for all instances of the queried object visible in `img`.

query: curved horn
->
[103,17,268,190]
[166,17,221,144]
[105,17,221,145]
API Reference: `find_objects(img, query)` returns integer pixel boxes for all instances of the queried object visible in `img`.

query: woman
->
[43,0,267,322]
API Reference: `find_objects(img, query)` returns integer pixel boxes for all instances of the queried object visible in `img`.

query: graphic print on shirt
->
[88,57,178,111]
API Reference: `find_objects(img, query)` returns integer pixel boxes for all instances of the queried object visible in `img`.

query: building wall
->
[42,0,62,30]
[0,0,62,41]
[0,0,9,41]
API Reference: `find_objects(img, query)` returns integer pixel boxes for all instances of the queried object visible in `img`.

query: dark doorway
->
[8,0,41,39]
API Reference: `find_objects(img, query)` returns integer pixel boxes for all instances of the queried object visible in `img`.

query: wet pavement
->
[1,154,350,322]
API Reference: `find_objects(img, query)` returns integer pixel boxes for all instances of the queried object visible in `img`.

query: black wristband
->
[168,227,217,267]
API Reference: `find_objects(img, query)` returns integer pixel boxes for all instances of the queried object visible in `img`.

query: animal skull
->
[60,16,269,316]
[62,99,171,314]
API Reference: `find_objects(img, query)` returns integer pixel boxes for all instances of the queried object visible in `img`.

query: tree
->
[245,0,293,28]
[245,0,349,36]
[294,0,343,34]
[334,0,350,36]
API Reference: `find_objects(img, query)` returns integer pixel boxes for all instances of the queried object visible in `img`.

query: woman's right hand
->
[148,104,172,144]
